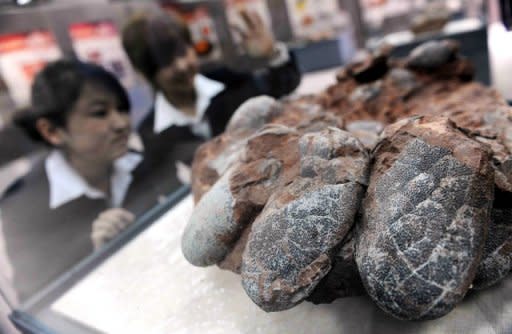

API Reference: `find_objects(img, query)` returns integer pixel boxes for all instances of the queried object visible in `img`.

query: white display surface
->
[49,194,512,334]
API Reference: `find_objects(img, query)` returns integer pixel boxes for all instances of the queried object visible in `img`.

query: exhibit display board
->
[0,30,61,107]
[359,0,479,36]
[69,21,137,89]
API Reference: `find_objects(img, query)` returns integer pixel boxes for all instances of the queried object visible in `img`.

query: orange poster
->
[0,30,61,107]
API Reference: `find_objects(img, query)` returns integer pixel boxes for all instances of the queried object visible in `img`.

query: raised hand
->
[232,9,275,59]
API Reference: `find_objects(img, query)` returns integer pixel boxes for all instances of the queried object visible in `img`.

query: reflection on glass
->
[1,60,200,304]
[0,6,301,315]
[1,61,142,303]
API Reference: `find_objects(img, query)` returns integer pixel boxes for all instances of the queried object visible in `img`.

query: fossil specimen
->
[182,40,512,320]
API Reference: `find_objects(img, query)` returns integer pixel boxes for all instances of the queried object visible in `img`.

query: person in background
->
[121,10,301,180]
[0,60,157,302]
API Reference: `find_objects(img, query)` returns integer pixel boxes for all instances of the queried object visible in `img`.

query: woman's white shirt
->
[153,74,225,138]
[45,149,142,209]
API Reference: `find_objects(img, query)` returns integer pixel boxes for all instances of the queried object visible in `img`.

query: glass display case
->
[0,2,510,333]
[7,184,512,334]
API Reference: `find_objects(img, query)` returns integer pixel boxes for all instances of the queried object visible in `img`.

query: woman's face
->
[154,47,199,106]
[60,82,131,165]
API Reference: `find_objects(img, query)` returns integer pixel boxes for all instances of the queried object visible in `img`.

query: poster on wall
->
[162,5,222,61]
[284,0,350,41]
[0,30,62,107]
[69,21,137,88]
[225,0,274,53]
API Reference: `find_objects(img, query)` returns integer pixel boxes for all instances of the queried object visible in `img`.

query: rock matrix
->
[182,40,512,320]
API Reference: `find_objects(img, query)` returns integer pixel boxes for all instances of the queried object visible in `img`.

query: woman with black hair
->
[0,60,170,302]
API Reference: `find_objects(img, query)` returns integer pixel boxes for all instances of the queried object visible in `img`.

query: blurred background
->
[0,0,511,333]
